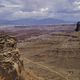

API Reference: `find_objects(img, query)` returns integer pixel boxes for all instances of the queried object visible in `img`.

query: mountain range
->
[0,18,75,25]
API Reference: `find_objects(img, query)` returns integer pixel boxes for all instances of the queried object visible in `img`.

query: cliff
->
[0,34,41,80]
[75,21,80,31]
[0,34,25,80]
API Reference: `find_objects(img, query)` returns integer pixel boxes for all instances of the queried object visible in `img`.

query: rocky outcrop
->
[0,34,24,80]
[75,21,80,31]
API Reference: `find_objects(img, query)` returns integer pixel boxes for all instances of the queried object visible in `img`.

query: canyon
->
[0,22,80,80]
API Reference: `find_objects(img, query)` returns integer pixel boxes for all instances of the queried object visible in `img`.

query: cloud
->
[74,1,80,4]
[0,0,80,21]
[0,5,5,8]
[40,8,49,12]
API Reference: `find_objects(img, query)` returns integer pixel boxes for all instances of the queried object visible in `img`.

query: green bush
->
[4,38,7,41]
[0,39,3,42]
[0,38,7,42]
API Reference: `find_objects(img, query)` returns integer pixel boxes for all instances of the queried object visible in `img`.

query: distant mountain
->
[0,18,75,25]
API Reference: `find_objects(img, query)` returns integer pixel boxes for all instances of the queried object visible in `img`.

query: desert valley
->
[0,22,80,80]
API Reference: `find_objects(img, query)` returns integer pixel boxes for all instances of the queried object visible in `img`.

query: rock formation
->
[75,21,80,31]
[0,34,24,80]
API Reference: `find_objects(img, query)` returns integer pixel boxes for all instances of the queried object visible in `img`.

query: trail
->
[22,56,68,80]
[20,35,73,80]
[67,72,72,78]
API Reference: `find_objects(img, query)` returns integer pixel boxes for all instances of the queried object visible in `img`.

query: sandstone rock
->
[0,35,25,80]
[76,21,80,31]
[0,34,41,80]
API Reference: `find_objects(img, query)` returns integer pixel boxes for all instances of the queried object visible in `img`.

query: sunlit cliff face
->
[0,34,24,80]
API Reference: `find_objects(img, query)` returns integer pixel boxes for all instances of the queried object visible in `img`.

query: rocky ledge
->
[0,34,24,80]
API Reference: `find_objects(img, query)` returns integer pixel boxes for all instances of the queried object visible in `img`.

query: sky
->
[0,0,80,21]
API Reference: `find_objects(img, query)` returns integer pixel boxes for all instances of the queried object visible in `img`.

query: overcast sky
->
[0,0,80,21]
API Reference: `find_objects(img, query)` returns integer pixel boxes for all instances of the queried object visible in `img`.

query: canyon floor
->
[0,24,80,80]
[18,31,80,80]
